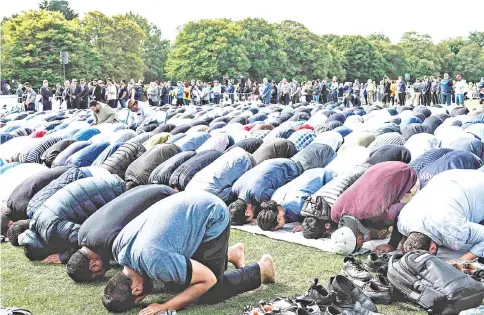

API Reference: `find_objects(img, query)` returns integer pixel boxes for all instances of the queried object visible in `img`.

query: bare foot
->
[228,243,245,268]
[258,254,275,284]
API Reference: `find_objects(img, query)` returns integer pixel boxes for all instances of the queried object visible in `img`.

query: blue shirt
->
[398,169,484,257]
[174,132,211,151]
[271,168,334,223]
[440,79,452,93]
[112,190,229,285]
[231,158,301,204]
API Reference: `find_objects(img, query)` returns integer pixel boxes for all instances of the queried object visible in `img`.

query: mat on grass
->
[231,222,467,261]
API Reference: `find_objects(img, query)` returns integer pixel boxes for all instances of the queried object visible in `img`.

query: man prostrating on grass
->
[102,190,275,315]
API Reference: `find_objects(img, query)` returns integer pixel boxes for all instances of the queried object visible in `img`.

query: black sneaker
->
[331,276,378,313]
[365,253,389,273]
[296,278,335,307]
[325,305,354,314]
[362,280,391,305]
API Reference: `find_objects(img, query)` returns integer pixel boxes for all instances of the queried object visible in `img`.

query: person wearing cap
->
[89,100,118,125]
[102,190,275,314]
[229,158,302,226]
[23,83,37,111]
[66,185,176,282]
[454,74,466,106]
[380,169,484,261]
[126,99,154,128]
[330,162,417,255]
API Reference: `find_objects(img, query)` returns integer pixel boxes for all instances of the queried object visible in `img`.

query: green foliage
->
[239,18,288,82]
[165,19,250,81]
[452,44,484,82]
[331,35,387,81]
[367,33,391,43]
[38,0,78,20]
[1,10,100,88]
[398,32,443,79]
[125,12,170,82]
[469,31,484,48]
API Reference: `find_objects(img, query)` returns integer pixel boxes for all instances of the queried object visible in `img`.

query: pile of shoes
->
[340,255,392,305]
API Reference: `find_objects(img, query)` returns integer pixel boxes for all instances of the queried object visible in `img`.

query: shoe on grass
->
[364,253,389,273]
[325,305,354,315]
[361,280,391,305]
[341,256,372,281]
[296,278,335,307]
[331,275,378,313]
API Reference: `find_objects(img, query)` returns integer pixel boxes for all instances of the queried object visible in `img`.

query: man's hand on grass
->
[138,303,166,315]
[43,253,62,264]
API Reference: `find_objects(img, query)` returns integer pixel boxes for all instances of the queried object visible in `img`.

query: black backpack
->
[388,250,484,315]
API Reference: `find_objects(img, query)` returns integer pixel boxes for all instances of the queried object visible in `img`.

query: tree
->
[452,44,484,82]
[398,32,442,79]
[1,10,100,88]
[331,35,387,81]
[125,12,170,82]
[81,12,146,80]
[165,19,250,81]
[276,20,340,81]
[238,18,288,82]
[469,31,484,48]
[367,33,391,43]
[370,39,407,79]
[39,0,78,20]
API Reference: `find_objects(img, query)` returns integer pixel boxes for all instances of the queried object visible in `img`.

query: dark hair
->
[102,272,154,313]
[67,251,94,282]
[257,201,279,231]
[89,100,98,107]
[403,232,433,253]
[229,199,248,226]
[302,217,326,239]
[7,220,30,246]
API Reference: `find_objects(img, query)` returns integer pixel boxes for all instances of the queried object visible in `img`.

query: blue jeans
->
[441,92,452,105]
[332,90,338,103]
[119,99,127,108]
[313,95,320,103]
[455,94,464,105]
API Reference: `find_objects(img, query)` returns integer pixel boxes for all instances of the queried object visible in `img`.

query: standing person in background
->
[338,83,344,99]
[16,83,24,104]
[321,80,328,104]
[290,79,300,105]
[271,81,278,104]
[99,80,106,103]
[431,77,439,105]
[201,82,211,105]
[183,82,191,105]
[376,80,384,103]
[106,79,117,109]
[366,79,375,105]
[226,80,235,104]
[455,74,466,106]
[69,78,81,109]
[54,83,63,106]
[162,81,171,105]
[78,79,89,109]
[40,80,53,111]
[421,77,431,106]
[331,77,338,103]
[313,80,321,104]
[118,80,128,108]
[92,80,101,102]
[383,77,391,106]
[390,80,396,106]
[479,77,484,100]
[261,78,272,105]
[192,85,201,105]
[251,81,260,102]
[62,80,70,109]
[396,76,406,105]
[23,83,37,111]
[89,81,96,101]
[127,81,135,103]
[134,83,143,102]
[352,79,361,106]
[147,82,159,106]
[412,78,421,106]
[176,81,184,106]
[213,80,222,104]
[282,78,291,105]
[440,73,453,105]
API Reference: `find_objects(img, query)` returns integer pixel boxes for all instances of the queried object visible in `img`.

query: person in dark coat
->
[93,80,103,102]
[78,79,89,109]
[66,185,176,282]
[18,175,126,263]
[101,142,146,179]
[252,138,298,164]
[40,80,53,111]
[68,79,81,109]
[149,151,196,185]
[226,138,263,154]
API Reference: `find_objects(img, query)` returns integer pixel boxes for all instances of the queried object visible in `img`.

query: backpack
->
[387,250,484,315]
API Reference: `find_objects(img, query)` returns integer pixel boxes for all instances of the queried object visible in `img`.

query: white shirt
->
[455,80,467,94]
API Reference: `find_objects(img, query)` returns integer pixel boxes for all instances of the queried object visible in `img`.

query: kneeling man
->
[103,190,275,314]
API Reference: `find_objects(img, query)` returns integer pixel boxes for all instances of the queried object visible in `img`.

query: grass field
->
[0,230,424,315]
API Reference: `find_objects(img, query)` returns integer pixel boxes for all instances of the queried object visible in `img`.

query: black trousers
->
[423,92,431,106]
[398,93,405,105]
[284,93,289,105]
[432,92,439,105]
[192,224,261,304]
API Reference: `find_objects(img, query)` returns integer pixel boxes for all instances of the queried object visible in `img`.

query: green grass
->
[1,230,424,315]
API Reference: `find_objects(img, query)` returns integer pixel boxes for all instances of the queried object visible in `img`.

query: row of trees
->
[1,4,483,88]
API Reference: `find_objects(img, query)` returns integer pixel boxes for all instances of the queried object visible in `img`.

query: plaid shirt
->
[288,130,316,151]
[251,130,270,140]
[367,132,406,154]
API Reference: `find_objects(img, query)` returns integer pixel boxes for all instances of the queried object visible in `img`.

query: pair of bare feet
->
[228,243,275,284]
